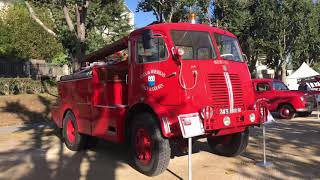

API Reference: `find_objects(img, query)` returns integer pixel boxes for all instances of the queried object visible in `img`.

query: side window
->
[256,83,270,92]
[136,36,168,64]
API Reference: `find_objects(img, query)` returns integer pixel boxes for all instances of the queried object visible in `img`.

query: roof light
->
[189,13,196,24]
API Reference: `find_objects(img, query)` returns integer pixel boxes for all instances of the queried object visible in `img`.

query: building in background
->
[124,4,134,30]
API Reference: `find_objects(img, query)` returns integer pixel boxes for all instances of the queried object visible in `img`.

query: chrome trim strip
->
[296,108,311,112]
[59,77,92,83]
[77,102,91,105]
[94,104,128,109]
[224,72,234,112]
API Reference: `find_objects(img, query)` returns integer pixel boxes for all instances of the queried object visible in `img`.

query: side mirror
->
[142,29,153,50]
[171,47,184,61]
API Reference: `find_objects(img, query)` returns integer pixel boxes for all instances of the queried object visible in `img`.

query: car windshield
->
[273,81,289,90]
[214,33,243,62]
[170,30,216,60]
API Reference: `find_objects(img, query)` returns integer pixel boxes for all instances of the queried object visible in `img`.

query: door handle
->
[166,72,176,78]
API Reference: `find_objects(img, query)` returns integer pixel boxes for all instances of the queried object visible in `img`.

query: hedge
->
[0,78,57,95]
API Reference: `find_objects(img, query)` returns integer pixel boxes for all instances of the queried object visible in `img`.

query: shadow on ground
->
[194,118,320,179]
[0,94,127,180]
[1,95,320,179]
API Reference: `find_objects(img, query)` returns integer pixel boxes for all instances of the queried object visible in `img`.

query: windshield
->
[214,33,243,62]
[171,30,216,60]
[273,81,289,90]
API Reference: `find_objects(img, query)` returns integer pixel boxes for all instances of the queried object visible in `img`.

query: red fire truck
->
[51,22,267,176]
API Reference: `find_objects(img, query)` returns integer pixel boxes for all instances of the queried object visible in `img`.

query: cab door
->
[129,31,180,106]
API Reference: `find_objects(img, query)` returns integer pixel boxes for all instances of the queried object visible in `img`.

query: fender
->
[129,97,176,138]
[58,103,73,128]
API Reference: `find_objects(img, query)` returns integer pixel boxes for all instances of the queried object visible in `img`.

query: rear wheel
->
[278,104,295,119]
[207,129,249,157]
[62,111,87,151]
[130,113,171,176]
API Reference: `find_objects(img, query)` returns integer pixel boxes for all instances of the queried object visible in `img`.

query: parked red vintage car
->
[252,78,315,119]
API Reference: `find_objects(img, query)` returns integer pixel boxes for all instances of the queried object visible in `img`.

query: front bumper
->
[202,110,261,132]
[296,102,314,112]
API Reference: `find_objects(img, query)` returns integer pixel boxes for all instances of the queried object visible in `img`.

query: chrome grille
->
[207,73,245,110]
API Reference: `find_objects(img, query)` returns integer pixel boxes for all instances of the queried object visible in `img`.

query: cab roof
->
[130,22,237,38]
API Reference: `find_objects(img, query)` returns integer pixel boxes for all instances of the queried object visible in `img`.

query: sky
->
[125,0,156,28]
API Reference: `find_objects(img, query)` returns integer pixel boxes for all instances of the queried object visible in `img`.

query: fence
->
[0,58,69,79]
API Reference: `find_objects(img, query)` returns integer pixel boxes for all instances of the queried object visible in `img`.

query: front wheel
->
[278,104,295,119]
[130,113,171,176]
[207,129,249,157]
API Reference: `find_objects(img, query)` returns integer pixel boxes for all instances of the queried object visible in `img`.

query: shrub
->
[0,78,57,95]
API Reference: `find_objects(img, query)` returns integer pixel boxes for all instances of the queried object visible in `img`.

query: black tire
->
[278,104,295,119]
[298,111,312,117]
[130,113,171,176]
[62,111,87,151]
[52,121,62,139]
[207,129,249,157]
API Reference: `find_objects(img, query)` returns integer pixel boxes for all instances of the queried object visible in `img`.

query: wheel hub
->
[67,119,75,143]
[280,108,290,117]
[135,128,152,165]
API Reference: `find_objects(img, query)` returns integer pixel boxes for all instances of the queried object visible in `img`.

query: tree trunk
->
[25,1,57,37]
[249,54,258,78]
[63,5,75,32]
[281,60,287,83]
[72,2,89,72]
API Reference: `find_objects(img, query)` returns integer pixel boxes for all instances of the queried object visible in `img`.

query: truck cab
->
[252,78,314,119]
[52,22,268,176]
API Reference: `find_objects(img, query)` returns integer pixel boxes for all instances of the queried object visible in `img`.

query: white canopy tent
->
[286,62,319,90]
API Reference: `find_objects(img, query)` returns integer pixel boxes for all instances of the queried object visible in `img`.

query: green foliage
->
[0,78,57,95]
[52,52,69,66]
[28,0,132,63]
[313,62,320,72]
[213,0,320,79]
[0,5,64,61]
[137,0,211,23]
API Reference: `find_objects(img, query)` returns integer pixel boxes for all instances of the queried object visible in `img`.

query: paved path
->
[0,117,319,180]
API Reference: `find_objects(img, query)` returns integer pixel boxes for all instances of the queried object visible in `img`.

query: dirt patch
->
[0,94,56,127]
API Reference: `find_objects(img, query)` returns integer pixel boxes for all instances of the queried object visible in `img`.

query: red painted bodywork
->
[51,23,265,144]
[252,78,314,113]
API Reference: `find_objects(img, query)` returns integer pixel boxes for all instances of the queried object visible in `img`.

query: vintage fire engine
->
[51,22,267,176]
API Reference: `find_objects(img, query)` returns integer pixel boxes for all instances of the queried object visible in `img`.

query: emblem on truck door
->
[148,75,155,87]
[140,69,166,92]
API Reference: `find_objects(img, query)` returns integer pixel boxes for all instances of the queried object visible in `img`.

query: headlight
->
[300,96,305,102]
[249,113,256,122]
[223,116,231,126]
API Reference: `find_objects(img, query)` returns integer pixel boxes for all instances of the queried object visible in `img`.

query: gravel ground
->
[0,115,319,180]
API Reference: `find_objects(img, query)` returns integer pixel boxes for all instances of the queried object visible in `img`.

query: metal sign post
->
[188,137,192,180]
[256,124,273,167]
[178,113,205,180]
[256,108,274,167]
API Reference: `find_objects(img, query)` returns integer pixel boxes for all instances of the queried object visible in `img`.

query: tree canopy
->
[213,0,320,81]
[25,0,132,70]
[0,4,64,61]
[137,0,212,23]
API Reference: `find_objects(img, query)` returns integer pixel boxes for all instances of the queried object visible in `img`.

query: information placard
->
[178,113,205,138]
